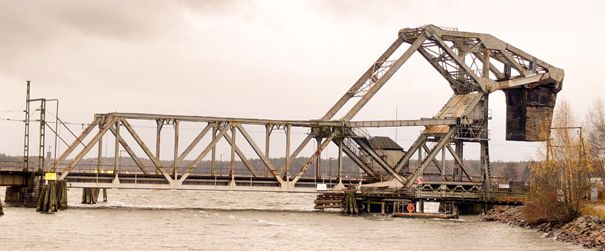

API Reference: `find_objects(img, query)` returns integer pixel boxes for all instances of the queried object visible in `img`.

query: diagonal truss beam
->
[51,117,100,172]
[500,51,531,77]
[108,125,148,175]
[321,36,404,121]
[291,133,335,184]
[223,131,258,177]
[394,135,427,173]
[404,128,455,187]
[342,34,427,121]
[236,124,284,184]
[426,28,486,93]
[120,118,173,182]
[352,137,406,184]
[472,51,506,80]
[180,123,231,181]
[334,139,377,178]
[421,144,444,175]
[58,117,116,180]
[281,134,313,175]
[175,124,211,166]
[446,144,472,181]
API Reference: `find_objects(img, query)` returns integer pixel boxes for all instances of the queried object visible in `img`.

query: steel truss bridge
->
[38,25,563,198]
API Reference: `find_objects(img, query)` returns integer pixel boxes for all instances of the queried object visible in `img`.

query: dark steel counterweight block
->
[504,86,558,141]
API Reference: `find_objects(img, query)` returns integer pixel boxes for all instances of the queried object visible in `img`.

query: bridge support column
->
[4,175,41,208]
[36,180,67,213]
[81,188,100,204]
[103,188,108,202]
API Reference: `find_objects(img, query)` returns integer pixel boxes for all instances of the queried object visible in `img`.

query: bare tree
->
[585,98,605,178]
[524,100,592,224]
[503,162,518,181]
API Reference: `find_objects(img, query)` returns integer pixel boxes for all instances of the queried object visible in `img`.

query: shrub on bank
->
[524,101,592,224]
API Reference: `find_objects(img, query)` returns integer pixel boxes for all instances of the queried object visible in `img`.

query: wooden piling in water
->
[341,190,359,215]
[41,184,50,212]
[0,200,4,216]
[36,180,68,213]
[81,188,101,204]
[49,181,57,213]
[91,188,99,204]
[36,184,45,212]
[57,180,68,210]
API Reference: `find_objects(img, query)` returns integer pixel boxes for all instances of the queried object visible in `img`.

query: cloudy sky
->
[0,0,603,162]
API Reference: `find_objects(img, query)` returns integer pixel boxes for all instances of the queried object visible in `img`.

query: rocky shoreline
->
[482,206,605,250]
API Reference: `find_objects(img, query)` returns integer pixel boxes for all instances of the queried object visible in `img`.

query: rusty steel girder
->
[49,25,563,192]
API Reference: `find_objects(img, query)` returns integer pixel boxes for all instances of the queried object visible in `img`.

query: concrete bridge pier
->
[3,174,42,208]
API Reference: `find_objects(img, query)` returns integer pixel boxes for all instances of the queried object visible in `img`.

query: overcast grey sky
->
[0,0,603,161]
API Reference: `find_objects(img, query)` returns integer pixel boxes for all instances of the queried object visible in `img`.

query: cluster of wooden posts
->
[31,181,108,214]
[36,180,68,213]
[342,190,359,214]
[314,190,360,214]
[314,192,344,210]
[81,188,107,204]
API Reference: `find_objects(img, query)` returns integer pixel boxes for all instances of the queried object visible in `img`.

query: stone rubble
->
[482,206,605,250]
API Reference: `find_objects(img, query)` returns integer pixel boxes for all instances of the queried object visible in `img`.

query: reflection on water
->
[0,187,585,250]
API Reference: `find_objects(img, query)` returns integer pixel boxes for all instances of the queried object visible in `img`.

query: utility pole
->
[23,81,30,171]
[38,98,46,171]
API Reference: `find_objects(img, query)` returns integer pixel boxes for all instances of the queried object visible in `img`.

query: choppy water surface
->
[0,187,585,250]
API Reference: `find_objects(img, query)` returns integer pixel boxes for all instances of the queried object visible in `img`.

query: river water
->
[0,187,585,250]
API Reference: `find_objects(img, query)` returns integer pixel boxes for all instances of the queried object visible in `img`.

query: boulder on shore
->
[482,206,605,250]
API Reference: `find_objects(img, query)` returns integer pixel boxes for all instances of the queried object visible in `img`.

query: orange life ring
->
[406,203,415,213]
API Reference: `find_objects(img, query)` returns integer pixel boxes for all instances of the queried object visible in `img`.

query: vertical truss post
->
[455,140,464,181]
[265,124,272,178]
[113,121,120,175]
[230,125,236,178]
[481,96,491,192]
[155,119,163,175]
[441,146,446,177]
[285,125,291,181]
[417,145,422,167]
[482,49,491,78]
[211,125,217,176]
[173,120,179,179]
[97,133,103,175]
[315,137,321,181]
[338,138,343,182]
[481,141,490,190]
